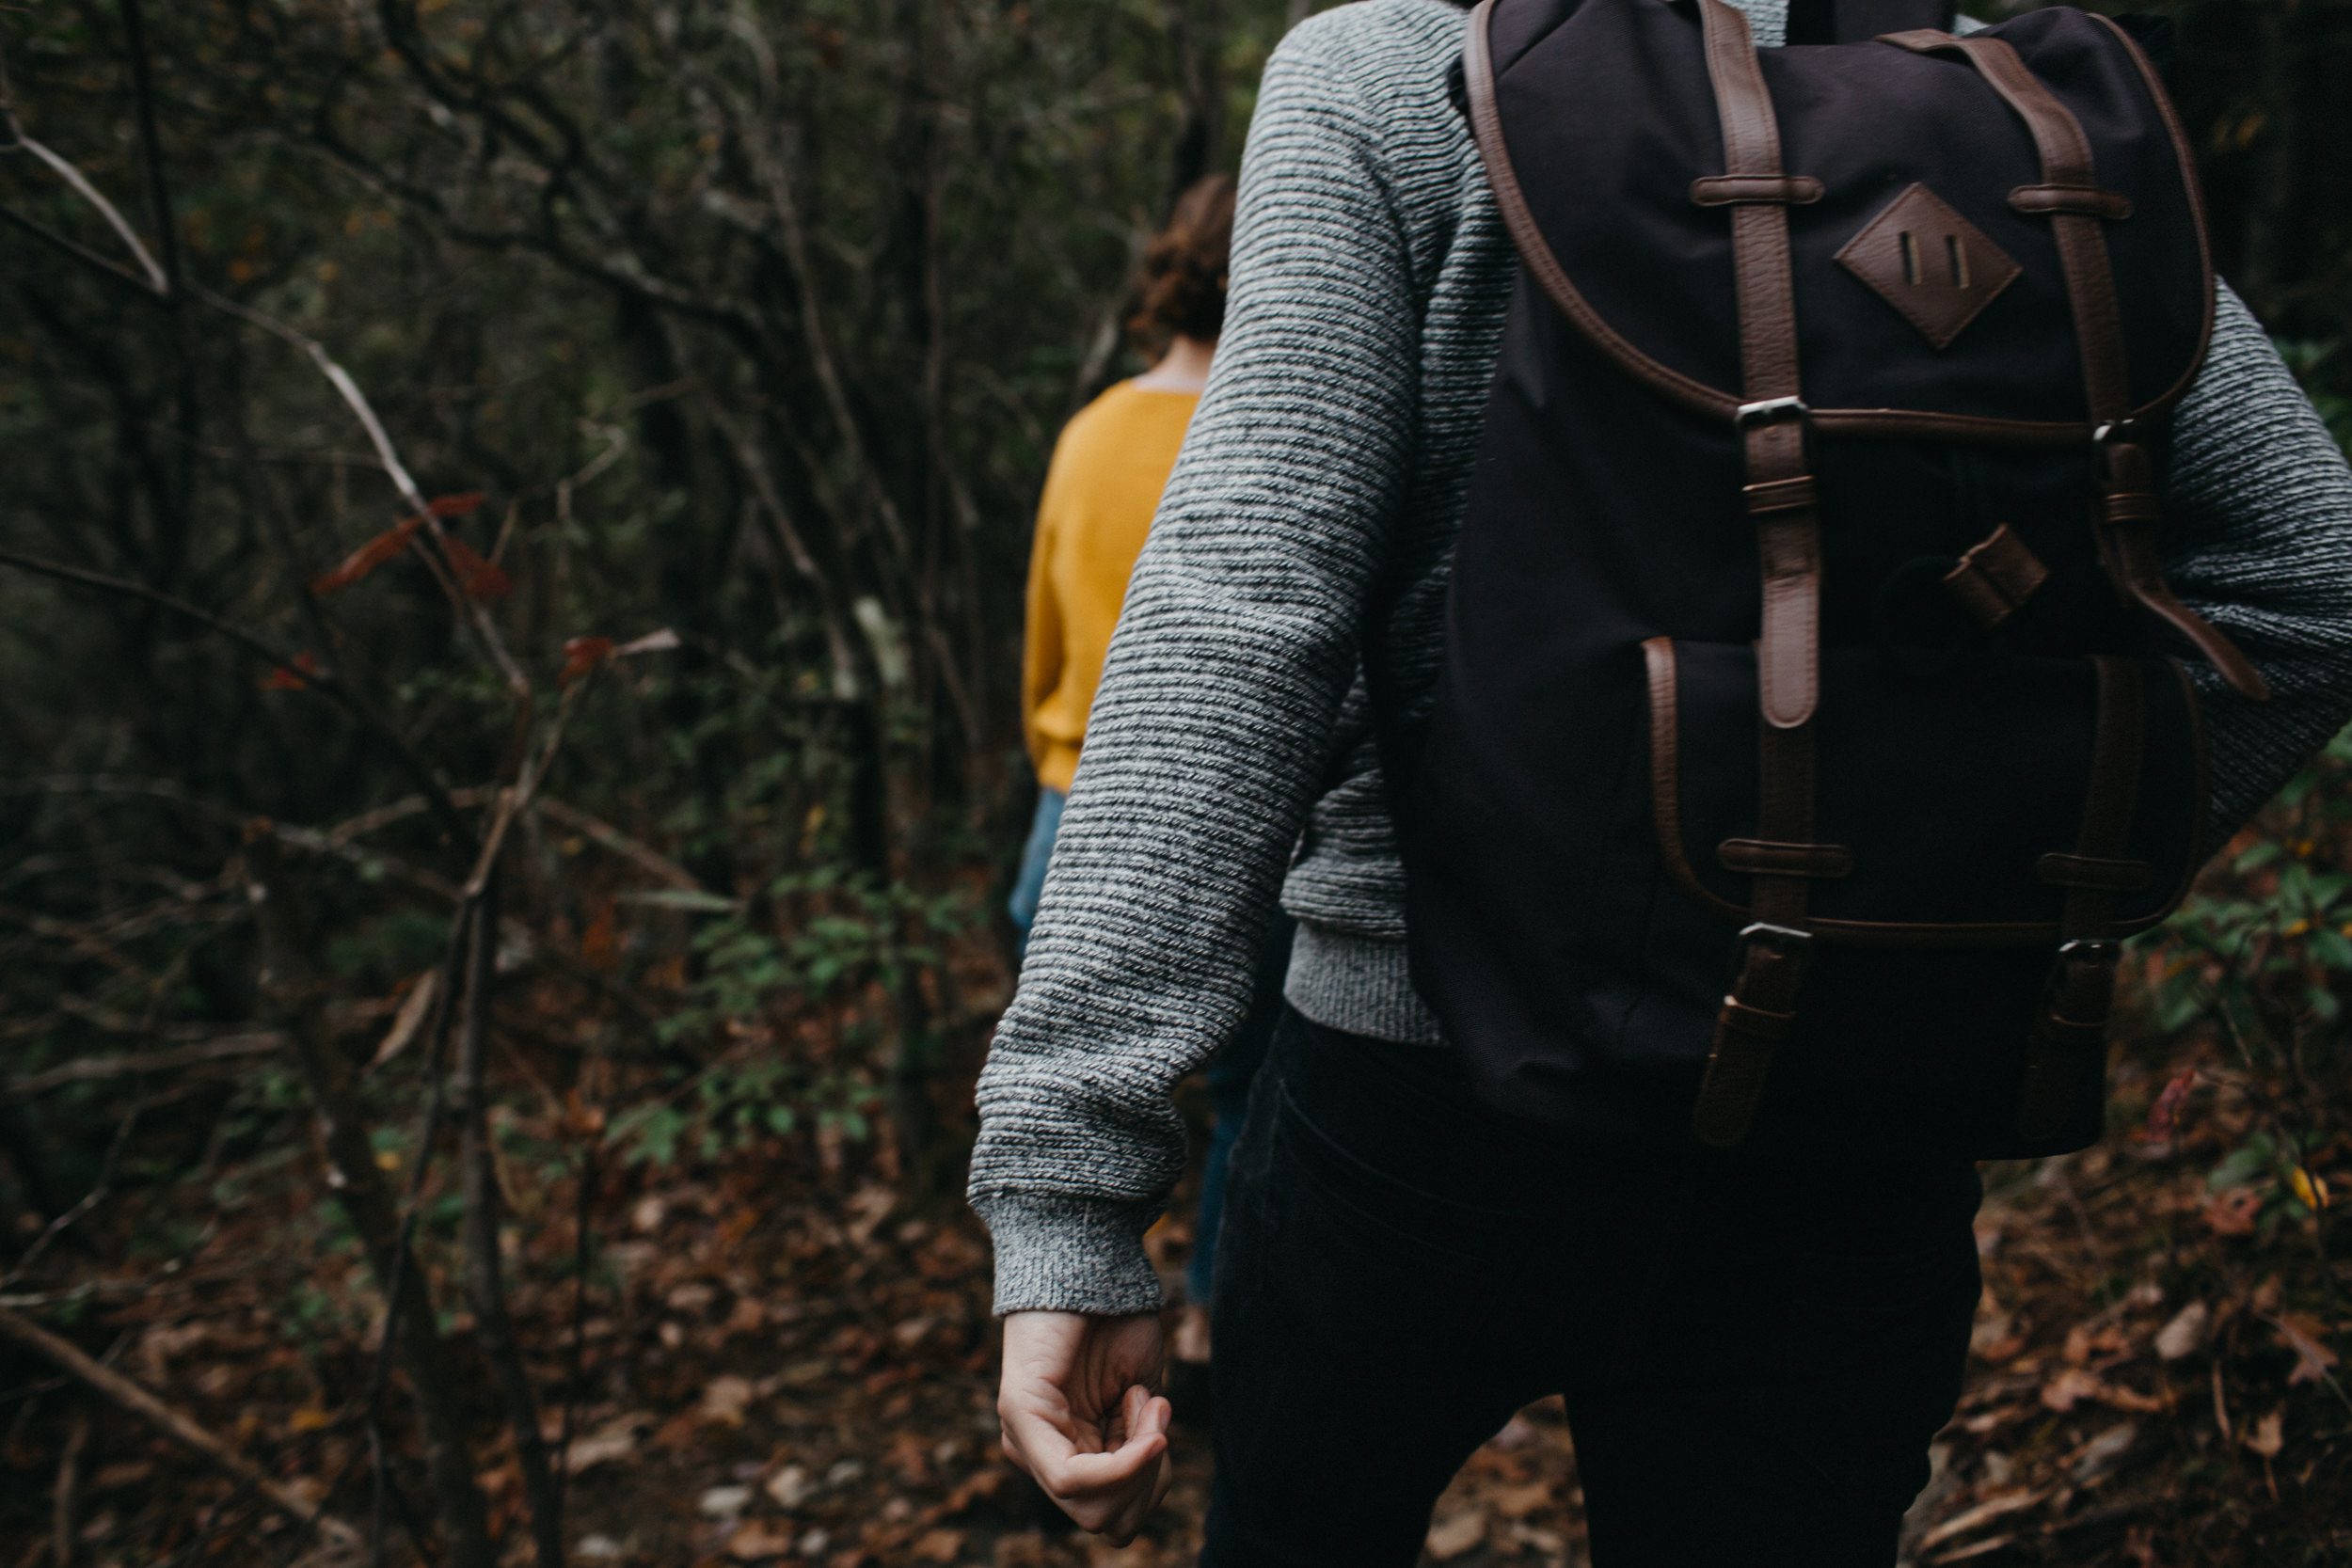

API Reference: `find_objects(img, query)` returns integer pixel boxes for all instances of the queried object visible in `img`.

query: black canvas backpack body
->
[1397,0,2269,1154]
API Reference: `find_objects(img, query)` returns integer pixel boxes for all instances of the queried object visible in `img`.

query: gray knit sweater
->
[971,0,2352,1316]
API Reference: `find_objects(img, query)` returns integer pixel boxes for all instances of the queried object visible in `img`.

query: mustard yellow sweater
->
[1021,381,1200,792]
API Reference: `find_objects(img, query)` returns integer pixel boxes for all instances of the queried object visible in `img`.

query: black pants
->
[1201,1009,1981,1568]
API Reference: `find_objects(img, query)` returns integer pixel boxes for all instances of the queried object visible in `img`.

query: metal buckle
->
[1739,921,1814,956]
[1736,396,1809,427]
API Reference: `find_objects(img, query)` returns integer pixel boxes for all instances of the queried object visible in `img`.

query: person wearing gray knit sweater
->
[974,0,2352,1559]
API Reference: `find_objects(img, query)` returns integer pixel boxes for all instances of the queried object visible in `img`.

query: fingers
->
[994,1313,1176,1541]
[1000,1385,1170,1537]
[1101,1440,1175,1545]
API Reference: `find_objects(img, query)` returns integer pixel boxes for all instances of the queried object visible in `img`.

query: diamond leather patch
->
[1835,182,2021,350]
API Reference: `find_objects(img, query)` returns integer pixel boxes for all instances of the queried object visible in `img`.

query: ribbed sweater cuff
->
[974,1191,1167,1317]
[1283,921,1445,1045]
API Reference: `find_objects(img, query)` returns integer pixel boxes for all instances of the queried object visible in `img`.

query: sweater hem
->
[1282,920,1445,1045]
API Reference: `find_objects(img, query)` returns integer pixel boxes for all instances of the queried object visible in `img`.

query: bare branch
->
[0,1307,364,1552]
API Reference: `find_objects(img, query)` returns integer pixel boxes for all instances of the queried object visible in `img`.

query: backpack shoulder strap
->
[1786,0,1956,46]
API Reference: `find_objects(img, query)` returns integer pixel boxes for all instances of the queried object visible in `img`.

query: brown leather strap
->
[1689,0,1825,1148]
[2017,656,2142,1139]
[1942,523,2050,629]
[2036,852,2153,893]
[1699,0,1820,735]
[1691,174,1826,207]
[1458,4,2211,445]
[1881,30,2130,420]
[1703,0,1802,404]
[2010,183,2135,220]
[2065,656,2145,939]
[1883,30,2270,704]
[1718,838,1853,879]
[2096,437,2272,698]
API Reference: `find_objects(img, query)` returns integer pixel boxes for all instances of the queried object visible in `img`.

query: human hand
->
[996,1309,1173,1543]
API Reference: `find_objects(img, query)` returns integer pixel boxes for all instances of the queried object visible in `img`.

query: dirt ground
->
[3,998,2347,1568]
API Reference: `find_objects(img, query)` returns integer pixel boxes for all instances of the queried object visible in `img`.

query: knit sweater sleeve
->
[2165,283,2352,832]
[967,18,1422,1315]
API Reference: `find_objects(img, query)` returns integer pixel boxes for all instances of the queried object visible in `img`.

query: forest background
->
[1,1,2349,1565]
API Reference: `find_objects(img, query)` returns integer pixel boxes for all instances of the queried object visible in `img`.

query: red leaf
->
[441,535,513,600]
[310,516,423,594]
[561,635,615,686]
[427,491,487,519]
[262,651,321,690]
[2141,1068,2197,1144]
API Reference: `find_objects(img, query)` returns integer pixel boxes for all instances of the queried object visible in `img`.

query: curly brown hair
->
[1126,174,1236,353]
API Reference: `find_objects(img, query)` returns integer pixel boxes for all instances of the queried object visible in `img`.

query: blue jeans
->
[1009,783,1291,1306]
[1007,786,1067,962]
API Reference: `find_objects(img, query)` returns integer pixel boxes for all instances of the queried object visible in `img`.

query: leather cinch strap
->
[2015,657,2145,1139]
[1880,30,2267,703]
[1690,0,1822,1148]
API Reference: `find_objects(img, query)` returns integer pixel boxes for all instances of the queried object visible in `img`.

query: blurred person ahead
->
[975,1,2352,1562]
[1009,171,1294,1402]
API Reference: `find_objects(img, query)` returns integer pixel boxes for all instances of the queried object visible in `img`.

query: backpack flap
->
[1473,0,2213,436]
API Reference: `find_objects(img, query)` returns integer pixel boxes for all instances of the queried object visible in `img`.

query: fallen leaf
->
[1490,1480,1553,1519]
[1425,1509,1486,1560]
[725,1521,792,1561]
[2154,1300,2210,1362]
[1917,1489,2044,1553]
[2072,1422,2137,1485]
[911,1529,963,1562]
[2243,1408,2283,1459]
[2140,1068,2196,1143]
[697,1483,753,1518]
[563,1417,640,1476]
[764,1465,816,1511]
[2205,1186,2263,1237]
[702,1374,755,1424]
[932,1467,1006,1517]
[2042,1367,2103,1413]
[2270,1314,2341,1386]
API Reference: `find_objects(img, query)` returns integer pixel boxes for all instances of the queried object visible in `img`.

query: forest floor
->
[3,966,2348,1568]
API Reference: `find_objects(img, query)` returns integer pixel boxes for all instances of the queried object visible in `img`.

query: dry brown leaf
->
[2205,1187,2263,1238]
[2269,1313,2340,1387]
[2154,1300,2210,1362]
[2041,1366,2103,1413]
[1425,1508,1486,1560]
[563,1416,642,1475]
[724,1521,793,1561]
[701,1373,755,1424]
[1916,1488,2044,1553]
[2072,1422,2138,1485]
[1489,1480,1554,1519]
[911,1528,963,1562]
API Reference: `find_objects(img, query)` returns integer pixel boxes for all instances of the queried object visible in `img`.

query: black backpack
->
[1397,0,2268,1154]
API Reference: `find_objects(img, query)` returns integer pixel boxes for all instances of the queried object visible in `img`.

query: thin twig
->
[0,1307,362,1551]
